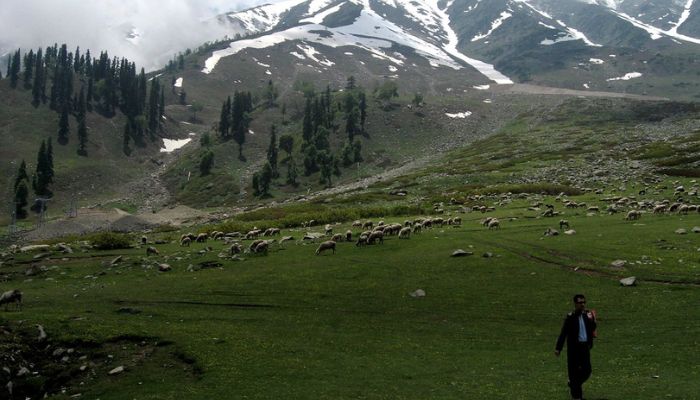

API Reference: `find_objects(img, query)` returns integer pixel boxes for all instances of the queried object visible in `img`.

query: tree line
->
[4,44,166,157]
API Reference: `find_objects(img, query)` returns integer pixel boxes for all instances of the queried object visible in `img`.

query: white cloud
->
[0,0,276,71]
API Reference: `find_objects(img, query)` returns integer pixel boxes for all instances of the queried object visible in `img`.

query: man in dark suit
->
[555,294,597,400]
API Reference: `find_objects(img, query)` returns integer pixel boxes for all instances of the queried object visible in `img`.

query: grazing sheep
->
[487,218,500,230]
[542,208,555,217]
[653,204,666,214]
[404,220,413,227]
[325,224,334,236]
[544,227,559,236]
[368,231,384,245]
[398,227,411,239]
[279,236,295,246]
[253,241,270,254]
[0,289,22,311]
[245,229,262,240]
[140,236,148,245]
[146,246,159,256]
[315,240,336,255]
[332,233,344,242]
[412,224,422,234]
[625,210,642,221]
[229,243,242,255]
[362,221,374,229]
[559,219,570,230]
[213,231,226,240]
[195,233,208,243]
[352,220,363,228]
[678,204,689,214]
[452,217,462,225]
[356,234,368,247]
[249,239,266,252]
[180,237,191,247]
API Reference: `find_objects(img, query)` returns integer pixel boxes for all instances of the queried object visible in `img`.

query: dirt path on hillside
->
[498,84,670,101]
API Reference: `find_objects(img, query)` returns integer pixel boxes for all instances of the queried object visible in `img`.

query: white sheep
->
[229,243,242,255]
[0,289,22,311]
[653,204,666,214]
[180,237,191,247]
[398,227,411,239]
[331,233,344,242]
[345,230,353,242]
[487,218,500,230]
[195,233,208,243]
[315,240,336,255]
[559,219,570,229]
[325,224,334,236]
[625,210,642,221]
[368,231,384,244]
[146,246,159,256]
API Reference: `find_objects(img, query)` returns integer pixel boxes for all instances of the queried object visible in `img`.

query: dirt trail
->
[498,84,670,101]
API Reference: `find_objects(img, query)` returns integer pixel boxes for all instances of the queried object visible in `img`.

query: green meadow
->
[2,198,699,399]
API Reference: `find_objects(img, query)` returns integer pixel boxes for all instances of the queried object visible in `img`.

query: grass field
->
[2,194,699,399]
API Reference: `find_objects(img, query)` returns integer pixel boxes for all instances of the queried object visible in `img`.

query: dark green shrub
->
[88,232,133,250]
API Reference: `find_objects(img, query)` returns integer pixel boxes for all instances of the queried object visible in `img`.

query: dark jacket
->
[556,311,596,352]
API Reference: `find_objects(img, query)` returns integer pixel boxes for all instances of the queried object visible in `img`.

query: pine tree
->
[159,87,165,122]
[358,91,367,133]
[279,134,294,159]
[266,124,279,178]
[303,145,318,176]
[58,107,70,144]
[260,163,273,196]
[14,180,29,219]
[252,173,260,197]
[286,156,298,186]
[317,150,333,187]
[147,78,160,134]
[32,49,44,106]
[77,87,88,156]
[14,160,29,192]
[33,140,52,197]
[10,49,21,88]
[23,49,34,88]
[46,138,54,181]
[302,98,313,144]
[200,150,214,176]
[219,97,231,139]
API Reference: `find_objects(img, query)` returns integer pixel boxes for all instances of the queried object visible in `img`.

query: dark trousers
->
[567,342,592,399]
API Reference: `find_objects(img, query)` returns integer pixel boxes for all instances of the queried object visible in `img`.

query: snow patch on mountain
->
[607,72,642,81]
[161,138,192,153]
[307,0,337,15]
[227,0,306,34]
[174,77,183,87]
[669,0,695,35]
[471,11,512,42]
[301,2,345,24]
[610,7,700,44]
[297,43,335,66]
[445,111,472,118]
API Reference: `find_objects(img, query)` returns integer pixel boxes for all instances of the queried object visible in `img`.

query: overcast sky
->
[0,0,277,71]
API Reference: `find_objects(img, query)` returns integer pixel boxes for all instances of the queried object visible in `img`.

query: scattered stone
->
[482,252,493,258]
[620,276,637,286]
[451,249,473,257]
[108,366,125,375]
[52,348,66,357]
[409,289,426,298]
[16,367,30,377]
[33,252,51,260]
[692,227,700,233]
[675,228,687,235]
[610,260,626,269]
[36,325,47,342]
[20,244,51,253]
[56,243,73,254]
[158,263,172,272]
[110,256,123,266]
[564,229,576,235]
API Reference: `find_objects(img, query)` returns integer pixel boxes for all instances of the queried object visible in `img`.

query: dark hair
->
[573,294,586,302]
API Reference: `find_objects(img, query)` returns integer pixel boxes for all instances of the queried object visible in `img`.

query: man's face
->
[574,297,586,312]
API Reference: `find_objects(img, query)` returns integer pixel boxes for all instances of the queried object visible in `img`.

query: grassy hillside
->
[1,181,699,399]
[0,78,195,224]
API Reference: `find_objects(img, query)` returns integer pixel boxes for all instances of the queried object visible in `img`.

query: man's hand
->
[554,350,560,357]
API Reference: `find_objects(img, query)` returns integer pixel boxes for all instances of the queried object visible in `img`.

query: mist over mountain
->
[0,0,274,71]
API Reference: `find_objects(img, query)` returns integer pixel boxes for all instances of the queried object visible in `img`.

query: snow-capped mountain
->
[198,0,698,97]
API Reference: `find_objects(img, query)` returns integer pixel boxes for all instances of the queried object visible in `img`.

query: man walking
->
[555,294,597,400]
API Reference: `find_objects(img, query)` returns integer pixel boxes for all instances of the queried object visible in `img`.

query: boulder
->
[451,249,473,257]
[409,289,426,298]
[620,276,637,286]
[20,245,50,253]
[482,252,494,258]
[692,227,700,233]
[610,259,626,269]
[675,228,687,235]
[110,255,123,266]
[108,366,125,375]
[158,263,172,272]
